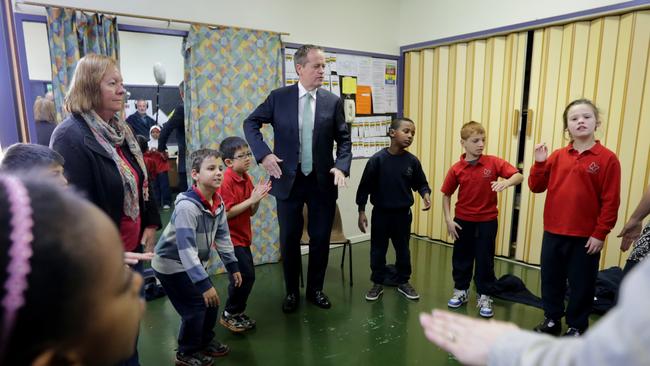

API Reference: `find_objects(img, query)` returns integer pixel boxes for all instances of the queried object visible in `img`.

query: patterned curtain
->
[183,24,283,273]
[46,7,119,121]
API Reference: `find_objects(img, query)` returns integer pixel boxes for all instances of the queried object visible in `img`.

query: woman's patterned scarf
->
[81,111,148,220]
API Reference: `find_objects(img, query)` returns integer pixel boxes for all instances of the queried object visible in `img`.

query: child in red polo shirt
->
[530,99,620,337]
[218,136,271,332]
[441,121,523,318]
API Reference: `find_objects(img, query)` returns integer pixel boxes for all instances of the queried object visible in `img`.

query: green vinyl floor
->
[138,237,585,365]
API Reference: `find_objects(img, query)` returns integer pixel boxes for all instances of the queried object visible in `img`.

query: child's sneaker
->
[533,317,562,336]
[564,327,582,337]
[237,313,256,330]
[397,282,420,300]
[202,341,230,357]
[477,294,494,318]
[365,283,384,301]
[175,352,213,366]
[220,312,248,333]
[447,289,468,308]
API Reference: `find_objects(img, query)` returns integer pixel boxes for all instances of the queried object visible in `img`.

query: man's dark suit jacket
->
[126,112,156,139]
[243,84,351,200]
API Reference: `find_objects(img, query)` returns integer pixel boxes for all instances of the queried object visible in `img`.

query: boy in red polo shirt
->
[530,99,620,337]
[441,121,523,318]
[218,136,271,332]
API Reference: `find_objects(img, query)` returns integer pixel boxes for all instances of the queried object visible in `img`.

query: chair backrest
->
[300,203,348,244]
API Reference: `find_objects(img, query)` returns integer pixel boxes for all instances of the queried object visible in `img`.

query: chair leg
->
[340,241,346,269]
[348,241,353,287]
[299,254,304,288]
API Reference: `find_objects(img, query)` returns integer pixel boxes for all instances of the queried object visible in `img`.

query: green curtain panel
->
[46,7,119,121]
[183,24,283,273]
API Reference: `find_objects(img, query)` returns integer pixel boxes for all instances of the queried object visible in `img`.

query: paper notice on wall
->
[284,48,296,74]
[330,75,340,97]
[341,76,357,95]
[325,52,337,74]
[356,56,373,86]
[337,54,358,76]
[371,59,398,113]
[285,72,299,86]
[356,85,372,114]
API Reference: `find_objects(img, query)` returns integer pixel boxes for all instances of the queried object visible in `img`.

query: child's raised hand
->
[250,178,271,203]
[585,236,604,254]
[203,287,220,307]
[446,220,462,241]
[358,212,368,233]
[534,143,548,162]
[232,272,243,288]
[490,180,509,192]
[422,193,431,211]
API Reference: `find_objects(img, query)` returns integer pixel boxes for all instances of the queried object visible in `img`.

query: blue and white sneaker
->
[477,294,494,318]
[447,289,468,308]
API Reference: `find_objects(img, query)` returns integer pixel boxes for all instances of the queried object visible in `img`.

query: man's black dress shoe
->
[282,293,298,313]
[307,291,331,309]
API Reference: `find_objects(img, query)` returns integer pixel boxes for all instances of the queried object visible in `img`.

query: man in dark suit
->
[126,99,157,138]
[158,81,187,192]
[244,44,352,313]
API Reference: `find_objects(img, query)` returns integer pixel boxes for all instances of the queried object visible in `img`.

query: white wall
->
[399,0,631,47]
[22,24,185,85]
[22,22,51,80]
[119,31,184,85]
[14,0,400,54]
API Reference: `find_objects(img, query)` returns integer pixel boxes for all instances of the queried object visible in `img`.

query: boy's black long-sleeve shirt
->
[356,148,431,211]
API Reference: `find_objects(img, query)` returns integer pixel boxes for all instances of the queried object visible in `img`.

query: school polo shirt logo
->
[587,162,600,174]
[483,168,492,178]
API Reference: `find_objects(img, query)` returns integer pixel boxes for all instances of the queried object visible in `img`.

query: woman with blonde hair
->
[33,95,57,145]
[50,53,161,366]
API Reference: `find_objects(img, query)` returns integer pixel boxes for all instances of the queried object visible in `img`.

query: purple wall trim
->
[14,13,37,142]
[400,0,650,52]
[1,1,20,146]
[283,42,399,60]
[14,12,44,23]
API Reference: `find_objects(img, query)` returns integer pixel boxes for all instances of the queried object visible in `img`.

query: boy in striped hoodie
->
[153,148,242,366]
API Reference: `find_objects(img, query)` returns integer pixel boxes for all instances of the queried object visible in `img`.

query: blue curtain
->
[45,7,119,121]
[183,24,283,273]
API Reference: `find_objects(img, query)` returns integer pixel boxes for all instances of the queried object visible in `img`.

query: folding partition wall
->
[517,10,650,267]
[404,32,527,257]
[405,9,650,268]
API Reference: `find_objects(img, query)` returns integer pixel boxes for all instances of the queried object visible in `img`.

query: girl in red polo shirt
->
[529,99,621,337]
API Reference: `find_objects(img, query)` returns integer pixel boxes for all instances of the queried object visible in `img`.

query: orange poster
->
[356,86,372,115]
